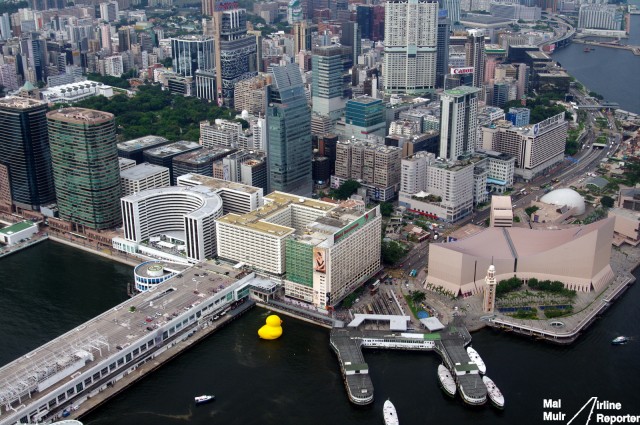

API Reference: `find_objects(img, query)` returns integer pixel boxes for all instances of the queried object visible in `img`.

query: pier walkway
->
[0,262,257,425]
[329,317,487,406]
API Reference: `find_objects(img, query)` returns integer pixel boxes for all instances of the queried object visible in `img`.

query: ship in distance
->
[612,336,628,345]
[195,395,215,405]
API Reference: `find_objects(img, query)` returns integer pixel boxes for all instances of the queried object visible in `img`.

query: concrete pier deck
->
[329,317,487,407]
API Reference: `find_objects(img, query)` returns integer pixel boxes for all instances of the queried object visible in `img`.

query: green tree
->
[333,180,361,200]
[380,202,394,217]
[381,241,407,265]
[600,196,614,208]
[410,290,426,304]
[525,206,540,216]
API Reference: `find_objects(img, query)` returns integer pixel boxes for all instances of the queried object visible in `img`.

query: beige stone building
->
[489,195,513,227]
[426,217,615,297]
[608,208,640,246]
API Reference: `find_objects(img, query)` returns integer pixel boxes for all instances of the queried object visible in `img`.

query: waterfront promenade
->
[419,245,639,344]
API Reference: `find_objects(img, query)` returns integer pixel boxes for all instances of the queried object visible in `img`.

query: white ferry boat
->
[466,346,486,374]
[195,395,215,405]
[437,364,457,397]
[482,376,505,409]
[383,399,399,425]
[612,336,628,345]
[459,383,487,406]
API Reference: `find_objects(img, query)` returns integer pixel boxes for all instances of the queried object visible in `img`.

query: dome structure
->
[540,188,586,215]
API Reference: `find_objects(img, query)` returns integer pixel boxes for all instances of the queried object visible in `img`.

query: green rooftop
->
[443,86,481,97]
[344,363,368,372]
[454,362,480,373]
[422,333,442,341]
[0,221,36,235]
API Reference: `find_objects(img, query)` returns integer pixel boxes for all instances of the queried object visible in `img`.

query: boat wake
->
[87,409,195,424]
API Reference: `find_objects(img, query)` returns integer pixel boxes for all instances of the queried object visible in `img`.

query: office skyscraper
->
[0,97,55,211]
[212,8,258,107]
[340,21,361,64]
[47,108,122,230]
[465,29,486,88]
[171,35,215,78]
[312,44,351,121]
[383,0,439,95]
[266,63,312,196]
[439,86,480,161]
[436,14,450,89]
[438,0,460,24]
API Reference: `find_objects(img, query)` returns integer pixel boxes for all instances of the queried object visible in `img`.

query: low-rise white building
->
[40,81,115,104]
[120,163,170,196]
[0,221,38,245]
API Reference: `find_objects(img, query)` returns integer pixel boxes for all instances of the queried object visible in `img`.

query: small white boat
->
[467,347,486,374]
[483,376,505,409]
[195,395,215,405]
[383,399,399,425]
[437,364,457,397]
[612,336,628,345]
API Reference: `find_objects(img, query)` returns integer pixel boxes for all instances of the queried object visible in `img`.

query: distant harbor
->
[1,241,639,425]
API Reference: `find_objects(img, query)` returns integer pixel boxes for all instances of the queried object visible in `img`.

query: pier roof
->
[347,314,411,331]
[0,261,248,413]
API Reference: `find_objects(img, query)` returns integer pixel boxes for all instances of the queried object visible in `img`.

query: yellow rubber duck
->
[258,315,283,340]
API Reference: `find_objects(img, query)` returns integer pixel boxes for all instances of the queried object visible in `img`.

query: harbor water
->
[552,7,640,114]
[1,241,639,424]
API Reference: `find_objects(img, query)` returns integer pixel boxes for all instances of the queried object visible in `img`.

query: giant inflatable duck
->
[258,315,283,340]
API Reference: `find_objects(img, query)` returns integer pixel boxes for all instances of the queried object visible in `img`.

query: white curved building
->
[540,188,586,215]
[120,186,223,262]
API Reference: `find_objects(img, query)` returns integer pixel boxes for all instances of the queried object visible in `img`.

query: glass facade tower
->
[0,97,56,211]
[267,63,312,196]
[0,97,55,211]
[47,108,122,230]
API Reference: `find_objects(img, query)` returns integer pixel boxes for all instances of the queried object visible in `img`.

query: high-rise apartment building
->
[233,74,270,115]
[439,86,480,161]
[383,0,439,95]
[266,63,312,196]
[332,139,401,201]
[0,97,55,211]
[47,108,122,230]
[481,112,567,181]
[171,35,215,78]
[465,29,486,88]
[578,4,623,30]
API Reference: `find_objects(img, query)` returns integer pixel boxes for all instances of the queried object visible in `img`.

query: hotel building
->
[216,193,382,308]
[114,175,263,263]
